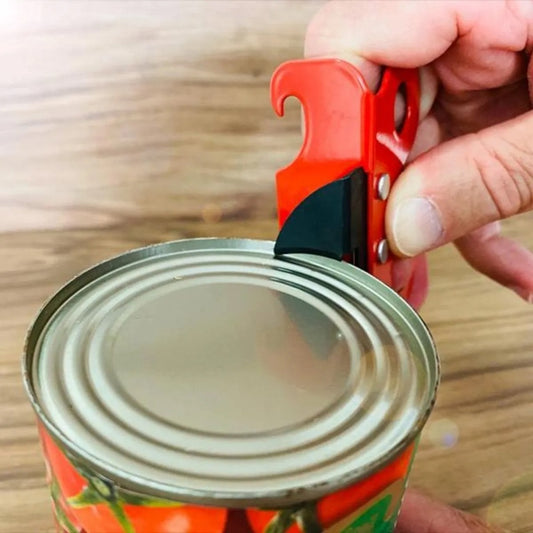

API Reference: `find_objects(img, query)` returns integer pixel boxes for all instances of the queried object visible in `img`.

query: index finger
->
[304,0,531,110]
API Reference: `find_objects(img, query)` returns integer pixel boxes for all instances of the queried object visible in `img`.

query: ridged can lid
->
[24,238,439,507]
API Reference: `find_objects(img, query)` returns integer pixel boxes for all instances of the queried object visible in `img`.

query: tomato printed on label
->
[39,427,227,533]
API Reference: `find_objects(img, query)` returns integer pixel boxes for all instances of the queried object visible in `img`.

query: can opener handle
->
[271,58,423,303]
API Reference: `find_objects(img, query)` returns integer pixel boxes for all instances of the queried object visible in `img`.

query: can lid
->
[26,238,439,506]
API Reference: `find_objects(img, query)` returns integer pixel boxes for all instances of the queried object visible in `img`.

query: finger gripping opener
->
[271,58,422,303]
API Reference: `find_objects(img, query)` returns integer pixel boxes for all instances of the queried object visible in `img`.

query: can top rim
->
[23,238,439,507]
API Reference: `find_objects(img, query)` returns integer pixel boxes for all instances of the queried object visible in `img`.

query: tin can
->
[23,238,439,533]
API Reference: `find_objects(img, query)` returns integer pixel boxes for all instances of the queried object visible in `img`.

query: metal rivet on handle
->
[377,174,391,201]
[377,239,389,264]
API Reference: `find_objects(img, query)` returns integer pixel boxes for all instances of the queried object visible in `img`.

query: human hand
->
[305,0,533,306]
[396,490,506,533]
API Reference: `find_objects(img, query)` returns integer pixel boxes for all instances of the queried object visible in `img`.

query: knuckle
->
[473,129,533,219]
[455,509,504,533]
[428,507,493,533]
[304,2,336,55]
[501,135,533,211]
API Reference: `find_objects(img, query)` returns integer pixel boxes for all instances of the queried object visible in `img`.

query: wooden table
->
[1,2,532,532]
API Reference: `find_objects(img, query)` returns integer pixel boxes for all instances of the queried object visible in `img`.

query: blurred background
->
[0,2,532,532]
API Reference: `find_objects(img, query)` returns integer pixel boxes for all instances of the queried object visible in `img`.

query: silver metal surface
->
[377,173,390,201]
[23,238,439,507]
[376,239,389,264]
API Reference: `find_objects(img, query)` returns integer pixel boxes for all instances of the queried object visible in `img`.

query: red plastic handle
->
[370,67,420,290]
[271,59,371,227]
[271,58,422,300]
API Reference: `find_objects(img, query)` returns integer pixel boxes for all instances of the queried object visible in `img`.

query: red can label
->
[40,426,414,533]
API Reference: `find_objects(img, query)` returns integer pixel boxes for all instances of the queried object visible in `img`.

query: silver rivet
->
[377,239,389,264]
[377,173,391,201]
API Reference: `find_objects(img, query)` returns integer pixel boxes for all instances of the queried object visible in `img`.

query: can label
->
[40,424,414,533]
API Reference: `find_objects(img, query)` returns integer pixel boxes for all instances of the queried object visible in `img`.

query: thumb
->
[386,111,533,257]
[396,490,506,533]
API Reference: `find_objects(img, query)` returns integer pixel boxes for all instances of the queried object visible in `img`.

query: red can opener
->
[271,58,421,302]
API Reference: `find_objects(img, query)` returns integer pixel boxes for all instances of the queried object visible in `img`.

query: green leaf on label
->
[115,490,184,508]
[379,520,395,533]
[68,484,137,533]
[295,503,322,533]
[108,501,136,533]
[91,476,114,499]
[341,495,392,533]
[265,508,297,533]
[54,504,80,533]
[50,479,80,533]
[265,503,323,533]
[68,486,107,508]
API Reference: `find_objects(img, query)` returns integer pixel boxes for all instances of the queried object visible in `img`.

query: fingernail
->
[392,197,443,256]
[507,285,533,303]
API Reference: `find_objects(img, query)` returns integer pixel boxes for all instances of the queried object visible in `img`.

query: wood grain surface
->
[1,2,532,532]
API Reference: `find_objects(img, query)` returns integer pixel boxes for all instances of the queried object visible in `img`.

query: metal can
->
[23,238,439,533]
